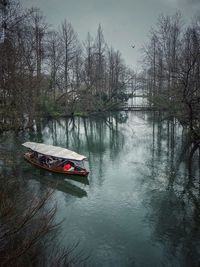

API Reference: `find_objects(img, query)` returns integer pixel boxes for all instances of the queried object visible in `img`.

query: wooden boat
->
[22,142,89,177]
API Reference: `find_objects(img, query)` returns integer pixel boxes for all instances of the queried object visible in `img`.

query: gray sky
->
[21,0,200,70]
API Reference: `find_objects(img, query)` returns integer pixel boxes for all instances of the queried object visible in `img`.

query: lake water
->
[1,111,200,267]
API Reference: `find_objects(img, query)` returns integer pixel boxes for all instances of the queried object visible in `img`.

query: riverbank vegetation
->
[0,146,87,266]
[141,13,200,141]
[0,175,80,267]
[0,0,134,132]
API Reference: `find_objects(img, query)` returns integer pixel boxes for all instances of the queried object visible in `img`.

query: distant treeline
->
[141,13,200,140]
[0,0,134,131]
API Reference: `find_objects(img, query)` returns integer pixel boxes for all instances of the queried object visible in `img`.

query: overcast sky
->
[21,0,200,70]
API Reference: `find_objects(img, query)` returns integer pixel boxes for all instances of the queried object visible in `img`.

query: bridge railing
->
[116,104,156,111]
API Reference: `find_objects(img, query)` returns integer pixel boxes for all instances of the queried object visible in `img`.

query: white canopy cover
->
[22,142,87,161]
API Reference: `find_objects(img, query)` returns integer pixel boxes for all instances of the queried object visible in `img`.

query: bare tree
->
[46,30,62,101]
[141,13,200,140]
[60,20,78,91]
[94,24,107,104]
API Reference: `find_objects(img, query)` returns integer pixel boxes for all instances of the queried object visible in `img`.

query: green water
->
[1,112,200,267]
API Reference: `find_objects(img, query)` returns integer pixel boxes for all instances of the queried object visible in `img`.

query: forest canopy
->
[0,0,134,131]
[141,13,200,140]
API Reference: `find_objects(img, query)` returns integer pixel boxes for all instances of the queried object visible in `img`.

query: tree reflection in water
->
[38,113,127,185]
[144,112,200,267]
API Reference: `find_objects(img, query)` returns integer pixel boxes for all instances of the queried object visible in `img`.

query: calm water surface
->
[1,112,200,267]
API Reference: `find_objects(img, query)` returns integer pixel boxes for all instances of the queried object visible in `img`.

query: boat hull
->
[24,154,89,177]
